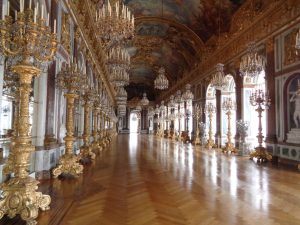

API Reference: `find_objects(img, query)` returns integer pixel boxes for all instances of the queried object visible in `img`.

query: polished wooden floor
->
[1,134,300,225]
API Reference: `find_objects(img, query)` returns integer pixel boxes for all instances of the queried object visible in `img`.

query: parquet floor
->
[1,134,300,225]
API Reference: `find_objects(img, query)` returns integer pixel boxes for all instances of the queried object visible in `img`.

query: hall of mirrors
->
[0,0,300,225]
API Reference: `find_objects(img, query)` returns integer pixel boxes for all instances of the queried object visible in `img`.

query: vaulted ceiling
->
[120,0,246,101]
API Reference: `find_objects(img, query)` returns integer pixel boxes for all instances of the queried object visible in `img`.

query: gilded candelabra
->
[222,97,237,154]
[99,110,107,149]
[205,102,216,149]
[249,89,272,162]
[79,86,96,163]
[52,63,84,178]
[91,99,102,152]
[193,104,202,145]
[0,5,57,224]
[2,69,19,175]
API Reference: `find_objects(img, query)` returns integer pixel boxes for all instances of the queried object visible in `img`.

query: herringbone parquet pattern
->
[1,134,300,225]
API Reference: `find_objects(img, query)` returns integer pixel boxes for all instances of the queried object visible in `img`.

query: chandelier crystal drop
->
[96,0,135,47]
[240,41,265,78]
[140,93,149,106]
[154,67,169,90]
[211,63,227,90]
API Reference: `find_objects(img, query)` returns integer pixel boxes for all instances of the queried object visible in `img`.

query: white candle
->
[41,5,44,19]
[21,0,24,12]
[34,7,36,23]
[36,2,39,16]
[47,13,49,25]
[54,19,56,33]
[7,1,10,16]
[15,10,17,20]
[29,0,32,9]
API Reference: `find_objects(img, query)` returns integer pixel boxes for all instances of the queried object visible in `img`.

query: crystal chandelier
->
[175,90,182,105]
[148,107,155,117]
[155,104,160,115]
[168,95,175,109]
[115,86,127,106]
[154,67,169,90]
[240,42,265,78]
[96,0,134,47]
[140,93,149,106]
[182,84,194,102]
[107,46,130,71]
[110,68,130,87]
[211,63,227,90]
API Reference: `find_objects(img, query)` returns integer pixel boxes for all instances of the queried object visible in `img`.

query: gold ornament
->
[53,93,83,178]
[80,89,96,162]
[0,5,57,224]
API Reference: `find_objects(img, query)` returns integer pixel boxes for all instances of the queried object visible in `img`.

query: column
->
[235,66,243,146]
[265,38,277,144]
[32,72,48,146]
[215,89,221,146]
[44,60,58,147]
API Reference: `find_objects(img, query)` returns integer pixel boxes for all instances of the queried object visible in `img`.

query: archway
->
[221,75,236,146]
[129,112,139,133]
[242,71,266,149]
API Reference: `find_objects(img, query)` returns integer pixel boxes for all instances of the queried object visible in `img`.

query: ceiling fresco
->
[125,19,203,101]
[106,0,247,102]
[124,0,245,42]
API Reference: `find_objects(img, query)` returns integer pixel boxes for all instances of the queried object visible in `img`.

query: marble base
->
[287,128,300,144]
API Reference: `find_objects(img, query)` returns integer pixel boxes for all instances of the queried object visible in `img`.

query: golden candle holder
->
[91,98,102,152]
[249,89,272,162]
[79,86,96,163]
[221,97,237,154]
[0,5,57,224]
[99,110,106,149]
[2,69,19,175]
[193,104,202,145]
[205,102,216,149]
[52,63,84,178]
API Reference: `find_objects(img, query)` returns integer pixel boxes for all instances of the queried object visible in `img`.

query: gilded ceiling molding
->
[62,0,115,104]
[158,0,300,102]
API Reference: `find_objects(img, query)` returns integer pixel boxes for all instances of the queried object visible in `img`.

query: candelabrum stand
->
[92,100,102,152]
[205,103,216,149]
[52,63,84,178]
[249,89,272,162]
[3,71,19,175]
[80,88,96,163]
[0,7,57,224]
[193,104,202,145]
[222,98,237,154]
[100,111,108,148]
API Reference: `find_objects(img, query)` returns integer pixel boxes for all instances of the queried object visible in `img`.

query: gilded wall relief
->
[283,29,300,67]
[61,12,71,54]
